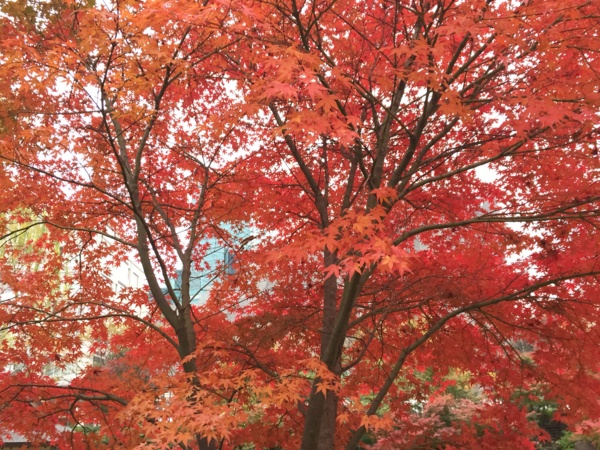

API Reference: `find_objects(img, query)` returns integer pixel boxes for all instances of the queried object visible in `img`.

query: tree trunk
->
[198,437,218,450]
[317,391,338,450]
[311,250,340,449]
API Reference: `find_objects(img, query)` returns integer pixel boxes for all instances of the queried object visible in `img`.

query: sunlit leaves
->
[1,0,600,448]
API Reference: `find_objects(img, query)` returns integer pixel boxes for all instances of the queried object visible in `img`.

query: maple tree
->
[1,0,600,448]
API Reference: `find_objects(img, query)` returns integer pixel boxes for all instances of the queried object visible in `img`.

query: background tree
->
[1,0,600,449]
[0,0,253,448]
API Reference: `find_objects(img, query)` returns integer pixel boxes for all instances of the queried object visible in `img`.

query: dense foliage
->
[1,0,600,448]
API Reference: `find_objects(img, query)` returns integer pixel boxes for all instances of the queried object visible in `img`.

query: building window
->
[114,282,126,294]
[224,249,235,275]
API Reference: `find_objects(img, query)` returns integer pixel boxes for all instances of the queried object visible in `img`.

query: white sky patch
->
[475,165,499,183]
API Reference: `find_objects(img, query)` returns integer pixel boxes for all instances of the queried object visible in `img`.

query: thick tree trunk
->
[302,270,369,450]
[301,358,342,450]
[177,305,198,373]
[317,391,338,450]
[310,250,340,449]
[301,385,328,450]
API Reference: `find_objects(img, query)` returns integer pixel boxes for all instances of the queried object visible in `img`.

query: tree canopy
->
[1,0,600,448]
